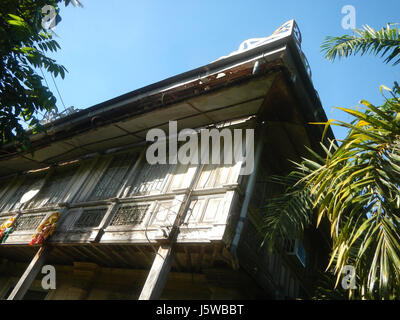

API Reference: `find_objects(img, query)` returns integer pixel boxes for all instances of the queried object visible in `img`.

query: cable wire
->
[49,72,66,110]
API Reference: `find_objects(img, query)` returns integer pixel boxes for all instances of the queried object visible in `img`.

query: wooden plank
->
[196,245,205,272]
[7,246,52,300]
[77,245,106,266]
[68,245,92,261]
[138,244,173,300]
[106,245,132,267]
[90,244,119,267]
[134,245,154,268]
[49,247,73,264]
[184,246,192,271]
[138,161,205,299]
[116,245,141,267]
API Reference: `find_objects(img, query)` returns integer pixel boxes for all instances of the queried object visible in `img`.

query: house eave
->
[0,20,334,177]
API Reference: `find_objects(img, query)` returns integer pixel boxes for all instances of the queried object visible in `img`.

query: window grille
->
[13,214,46,231]
[110,204,149,226]
[0,179,12,214]
[74,208,107,229]
[88,152,138,201]
[25,165,78,209]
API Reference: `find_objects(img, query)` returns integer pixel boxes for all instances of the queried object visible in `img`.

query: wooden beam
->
[138,244,173,300]
[138,162,205,300]
[7,246,52,300]
[92,202,118,242]
[106,246,131,267]
[90,244,118,267]
[136,245,154,268]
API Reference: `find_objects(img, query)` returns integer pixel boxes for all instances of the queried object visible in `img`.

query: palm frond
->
[321,24,400,65]
[261,85,400,299]
[260,142,334,253]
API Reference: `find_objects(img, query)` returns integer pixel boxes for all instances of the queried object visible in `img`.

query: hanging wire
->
[38,67,58,123]
[49,72,66,110]
[36,67,52,120]
[39,64,67,113]
[39,67,50,89]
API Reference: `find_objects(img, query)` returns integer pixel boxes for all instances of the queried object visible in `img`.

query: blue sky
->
[46,0,400,140]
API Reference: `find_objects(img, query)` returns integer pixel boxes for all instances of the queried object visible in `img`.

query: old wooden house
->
[0,20,333,300]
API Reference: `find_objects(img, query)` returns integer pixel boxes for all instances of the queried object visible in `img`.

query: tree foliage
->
[263,86,400,300]
[0,0,81,149]
[321,23,400,65]
[262,23,400,299]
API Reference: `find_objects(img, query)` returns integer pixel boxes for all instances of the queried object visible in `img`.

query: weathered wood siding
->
[0,124,248,246]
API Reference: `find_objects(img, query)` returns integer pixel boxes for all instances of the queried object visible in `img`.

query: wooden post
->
[7,246,51,300]
[138,245,172,300]
[91,201,119,242]
[138,161,205,300]
[137,194,185,300]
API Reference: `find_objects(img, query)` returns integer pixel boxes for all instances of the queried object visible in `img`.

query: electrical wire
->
[39,67,51,89]
[49,72,66,110]
[38,67,59,124]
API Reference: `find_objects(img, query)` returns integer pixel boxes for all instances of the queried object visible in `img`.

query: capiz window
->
[87,152,139,201]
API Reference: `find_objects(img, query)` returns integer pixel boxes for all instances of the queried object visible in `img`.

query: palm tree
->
[261,24,400,300]
[321,23,400,65]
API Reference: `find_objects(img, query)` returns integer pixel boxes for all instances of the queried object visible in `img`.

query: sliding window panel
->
[0,175,19,215]
[86,152,139,201]
[24,163,81,210]
[0,172,47,214]
[127,161,175,197]
[195,131,243,189]
[166,163,199,191]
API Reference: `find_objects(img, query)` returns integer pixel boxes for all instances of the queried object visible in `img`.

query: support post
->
[138,245,172,300]
[7,246,51,300]
[138,159,205,300]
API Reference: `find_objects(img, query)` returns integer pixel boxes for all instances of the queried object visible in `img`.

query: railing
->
[0,162,241,245]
